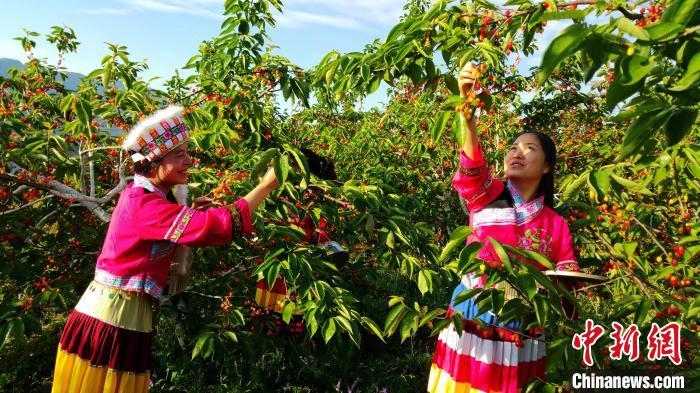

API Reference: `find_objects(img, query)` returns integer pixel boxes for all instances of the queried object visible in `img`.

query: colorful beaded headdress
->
[122,105,190,162]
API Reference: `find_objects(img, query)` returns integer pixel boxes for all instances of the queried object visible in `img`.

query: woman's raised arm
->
[458,63,482,160]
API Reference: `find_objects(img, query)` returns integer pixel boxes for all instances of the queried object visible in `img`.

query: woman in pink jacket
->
[52,106,279,393]
[427,65,580,393]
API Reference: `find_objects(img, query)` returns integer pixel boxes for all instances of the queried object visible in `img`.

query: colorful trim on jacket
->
[94,268,165,302]
[471,179,544,227]
[556,260,580,272]
[165,206,195,243]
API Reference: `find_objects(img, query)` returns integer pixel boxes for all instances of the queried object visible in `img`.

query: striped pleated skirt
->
[52,281,153,393]
[428,274,546,393]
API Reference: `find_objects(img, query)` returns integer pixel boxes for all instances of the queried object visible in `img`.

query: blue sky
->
[0,0,568,108]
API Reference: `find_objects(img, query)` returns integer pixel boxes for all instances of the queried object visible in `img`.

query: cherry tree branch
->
[0,195,54,216]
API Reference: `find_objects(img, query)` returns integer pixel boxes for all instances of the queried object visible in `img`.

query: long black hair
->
[513,130,557,208]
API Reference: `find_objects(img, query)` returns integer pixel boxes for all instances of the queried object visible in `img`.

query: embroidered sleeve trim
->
[464,176,493,203]
[165,206,195,243]
[556,260,580,272]
[459,165,484,176]
[229,204,243,237]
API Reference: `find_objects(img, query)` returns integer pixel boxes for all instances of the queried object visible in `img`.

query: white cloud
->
[276,10,367,30]
[82,0,224,20]
[81,7,131,15]
[80,0,405,31]
[277,0,405,30]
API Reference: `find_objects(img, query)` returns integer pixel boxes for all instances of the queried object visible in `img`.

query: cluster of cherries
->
[635,2,667,28]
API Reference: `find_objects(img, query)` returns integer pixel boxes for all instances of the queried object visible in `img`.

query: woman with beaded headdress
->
[51,106,279,392]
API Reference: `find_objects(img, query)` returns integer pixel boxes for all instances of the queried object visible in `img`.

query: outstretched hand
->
[191,196,216,211]
[458,63,478,98]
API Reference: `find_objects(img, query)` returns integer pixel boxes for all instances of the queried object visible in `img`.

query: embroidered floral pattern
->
[517,228,552,256]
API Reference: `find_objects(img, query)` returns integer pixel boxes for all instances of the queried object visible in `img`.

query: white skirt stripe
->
[437,323,546,366]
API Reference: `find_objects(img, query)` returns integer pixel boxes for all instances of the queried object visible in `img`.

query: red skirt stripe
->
[58,310,153,374]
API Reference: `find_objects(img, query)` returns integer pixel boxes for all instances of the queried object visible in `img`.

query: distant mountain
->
[0,58,85,90]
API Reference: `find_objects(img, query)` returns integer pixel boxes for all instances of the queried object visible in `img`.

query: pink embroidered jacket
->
[94,175,254,301]
[452,142,579,273]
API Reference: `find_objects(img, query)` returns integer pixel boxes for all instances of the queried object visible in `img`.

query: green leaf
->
[452,288,481,307]
[238,20,250,34]
[618,55,655,86]
[431,111,451,144]
[618,108,672,160]
[365,214,375,236]
[606,78,644,110]
[282,301,295,324]
[457,242,483,274]
[400,312,418,343]
[417,270,433,295]
[537,24,588,83]
[610,174,654,195]
[616,17,649,40]
[418,308,446,328]
[664,108,697,146]
[452,111,468,148]
[0,318,23,351]
[487,237,513,274]
[286,146,310,179]
[384,303,408,336]
[540,10,587,21]
[688,296,700,319]
[325,61,339,85]
[439,226,473,262]
[191,331,214,360]
[250,148,278,178]
[560,171,590,204]
[533,296,548,326]
[669,52,700,91]
[444,75,460,95]
[429,317,453,336]
[661,0,699,27]
[334,316,354,334]
[361,317,386,342]
[645,22,684,41]
[273,154,290,185]
[634,299,651,326]
[265,262,281,290]
[452,312,464,336]
[517,269,538,301]
[223,331,238,343]
[502,245,555,270]
[102,65,113,88]
[322,319,336,343]
[589,170,611,196]
[522,264,560,296]
[76,99,92,126]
